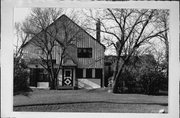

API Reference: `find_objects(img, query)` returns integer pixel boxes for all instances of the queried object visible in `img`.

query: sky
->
[13,8,166,57]
[14,8,31,23]
[13,8,118,55]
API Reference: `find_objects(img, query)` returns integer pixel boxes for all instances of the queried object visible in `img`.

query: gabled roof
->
[23,14,105,50]
[60,15,106,49]
[62,58,77,66]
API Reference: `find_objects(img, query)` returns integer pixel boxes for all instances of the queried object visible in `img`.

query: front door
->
[63,69,73,86]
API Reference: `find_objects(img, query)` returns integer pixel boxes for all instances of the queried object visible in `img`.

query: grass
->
[13,88,168,113]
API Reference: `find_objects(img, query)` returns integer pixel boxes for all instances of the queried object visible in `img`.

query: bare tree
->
[19,8,64,89]
[156,10,169,74]
[19,8,84,89]
[84,9,168,93]
[14,22,30,64]
[107,9,169,93]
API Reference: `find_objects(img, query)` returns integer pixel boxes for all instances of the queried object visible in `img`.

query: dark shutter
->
[77,68,83,78]
[29,68,37,87]
[95,69,102,78]
[86,69,92,78]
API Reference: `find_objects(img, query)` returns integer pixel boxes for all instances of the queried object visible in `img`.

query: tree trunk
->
[112,77,120,93]
[112,67,123,93]
[50,75,58,90]
[54,76,58,90]
[112,60,120,93]
[49,78,54,89]
[112,59,127,93]
[49,71,57,90]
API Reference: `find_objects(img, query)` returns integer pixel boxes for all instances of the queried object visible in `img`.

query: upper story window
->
[77,48,92,58]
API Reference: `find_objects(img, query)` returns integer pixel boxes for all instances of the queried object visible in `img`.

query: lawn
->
[13,88,168,113]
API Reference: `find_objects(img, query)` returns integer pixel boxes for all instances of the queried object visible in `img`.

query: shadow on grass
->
[13,88,33,97]
[87,88,168,96]
[14,101,168,108]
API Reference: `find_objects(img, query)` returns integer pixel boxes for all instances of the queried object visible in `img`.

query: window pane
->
[95,69,102,78]
[86,69,92,78]
[83,49,86,53]
[77,68,83,78]
[65,70,71,77]
[77,48,92,58]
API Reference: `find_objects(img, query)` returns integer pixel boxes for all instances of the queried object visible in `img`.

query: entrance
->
[63,69,73,86]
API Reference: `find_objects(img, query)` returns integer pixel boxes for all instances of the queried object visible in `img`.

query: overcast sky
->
[14,8,31,23]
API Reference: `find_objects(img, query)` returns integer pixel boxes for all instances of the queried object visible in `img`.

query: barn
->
[23,14,105,89]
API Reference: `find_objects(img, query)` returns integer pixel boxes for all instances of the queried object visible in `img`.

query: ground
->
[14,88,168,113]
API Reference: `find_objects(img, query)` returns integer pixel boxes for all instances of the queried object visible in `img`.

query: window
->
[77,48,92,58]
[86,69,92,78]
[65,70,71,77]
[95,69,102,78]
[77,68,83,78]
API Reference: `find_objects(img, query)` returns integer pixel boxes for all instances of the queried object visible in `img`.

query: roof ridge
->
[23,14,105,50]
[59,14,106,49]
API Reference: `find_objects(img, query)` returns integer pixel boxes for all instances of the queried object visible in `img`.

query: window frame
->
[77,48,92,58]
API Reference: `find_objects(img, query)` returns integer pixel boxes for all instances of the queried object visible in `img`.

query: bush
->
[116,70,140,93]
[111,69,167,95]
[139,71,166,95]
[109,54,168,95]
[14,58,31,94]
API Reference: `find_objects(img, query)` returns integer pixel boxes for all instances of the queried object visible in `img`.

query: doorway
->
[63,69,73,86]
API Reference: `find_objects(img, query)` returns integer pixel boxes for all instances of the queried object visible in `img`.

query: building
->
[23,14,105,89]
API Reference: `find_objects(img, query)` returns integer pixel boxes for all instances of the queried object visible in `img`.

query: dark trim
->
[62,68,64,86]
[86,68,92,78]
[76,68,83,78]
[62,68,73,87]
[95,68,103,79]
[74,67,77,88]
[72,68,73,87]
[101,72,103,87]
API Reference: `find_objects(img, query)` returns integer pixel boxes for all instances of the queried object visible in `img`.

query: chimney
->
[96,19,101,42]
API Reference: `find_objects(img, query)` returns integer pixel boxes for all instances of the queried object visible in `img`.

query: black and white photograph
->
[1,1,179,118]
